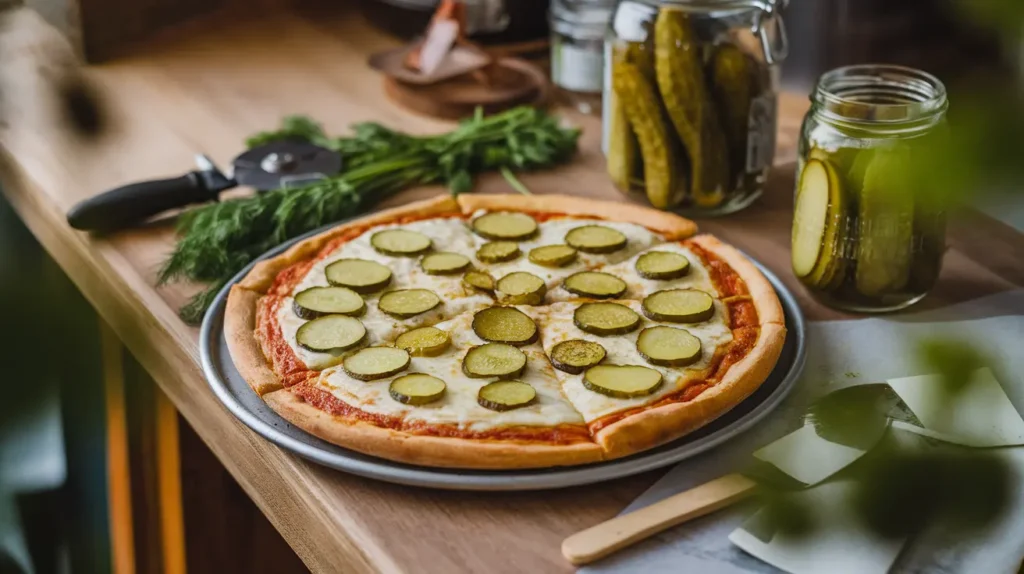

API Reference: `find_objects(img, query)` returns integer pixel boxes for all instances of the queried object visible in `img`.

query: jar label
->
[553,38,605,94]
[746,92,778,173]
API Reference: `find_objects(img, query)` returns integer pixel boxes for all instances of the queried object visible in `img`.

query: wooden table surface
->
[1,5,1022,573]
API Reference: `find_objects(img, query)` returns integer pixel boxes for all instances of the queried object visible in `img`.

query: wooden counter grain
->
[1,6,1021,573]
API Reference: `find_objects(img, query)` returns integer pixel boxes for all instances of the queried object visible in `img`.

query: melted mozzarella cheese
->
[277,293,492,370]
[468,212,664,294]
[310,310,584,430]
[294,217,479,295]
[533,300,733,423]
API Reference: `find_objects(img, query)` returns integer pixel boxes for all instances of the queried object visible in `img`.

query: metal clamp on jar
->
[602,0,788,216]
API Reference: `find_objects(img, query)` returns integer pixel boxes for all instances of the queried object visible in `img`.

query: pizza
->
[225,194,786,469]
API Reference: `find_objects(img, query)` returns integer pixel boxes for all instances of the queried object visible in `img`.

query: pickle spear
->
[654,10,731,207]
[855,148,914,296]
[613,61,685,209]
[607,45,639,192]
[710,43,753,168]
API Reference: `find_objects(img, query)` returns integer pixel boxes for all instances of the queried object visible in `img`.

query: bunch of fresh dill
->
[159,107,580,323]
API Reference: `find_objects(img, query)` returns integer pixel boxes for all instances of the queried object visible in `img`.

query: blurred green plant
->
[758,336,1013,544]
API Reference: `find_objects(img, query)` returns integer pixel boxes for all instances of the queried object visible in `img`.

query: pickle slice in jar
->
[389,374,447,406]
[613,61,685,209]
[343,347,411,381]
[565,225,627,254]
[477,381,537,412]
[642,289,715,323]
[528,245,577,268]
[463,270,496,293]
[293,287,365,319]
[635,251,690,280]
[472,212,538,241]
[378,289,441,318]
[370,229,432,256]
[495,272,547,305]
[325,259,392,293]
[573,302,641,336]
[472,307,538,346]
[462,343,527,379]
[562,272,627,299]
[855,148,914,296]
[476,241,521,263]
[421,252,471,275]
[792,159,845,282]
[637,326,702,367]
[549,339,606,375]
[395,326,451,357]
[583,365,663,399]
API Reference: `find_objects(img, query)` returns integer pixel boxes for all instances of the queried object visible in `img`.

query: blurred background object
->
[359,0,550,46]
[781,0,1012,90]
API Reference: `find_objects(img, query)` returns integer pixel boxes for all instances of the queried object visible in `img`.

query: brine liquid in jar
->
[792,65,949,313]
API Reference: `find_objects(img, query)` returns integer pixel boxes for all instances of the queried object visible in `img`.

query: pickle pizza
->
[225,195,785,469]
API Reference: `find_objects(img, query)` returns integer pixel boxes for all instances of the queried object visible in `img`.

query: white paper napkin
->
[753,423,867,486]
[729,481,906,574]
[888,368,1024,447]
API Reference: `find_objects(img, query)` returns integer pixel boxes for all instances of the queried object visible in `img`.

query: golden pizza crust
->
[689,234,785,326]
[595,323,786,458]
[456,194,698,240]
[263,389,605,469]
[225,286,284,396]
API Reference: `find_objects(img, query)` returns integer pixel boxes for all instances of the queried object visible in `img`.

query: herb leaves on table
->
[159,107,580,324]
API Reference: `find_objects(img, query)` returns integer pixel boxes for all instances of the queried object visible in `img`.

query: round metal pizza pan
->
[201,222,807,491]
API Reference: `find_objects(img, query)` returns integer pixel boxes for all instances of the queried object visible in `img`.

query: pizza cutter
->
[66,140,342,232]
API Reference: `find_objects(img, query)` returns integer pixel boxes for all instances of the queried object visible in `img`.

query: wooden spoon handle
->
[561,473,757,566]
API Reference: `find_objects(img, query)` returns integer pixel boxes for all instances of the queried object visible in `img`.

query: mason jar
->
[550,0,619,115]
[602,0,788,216]
[791,64,950,313]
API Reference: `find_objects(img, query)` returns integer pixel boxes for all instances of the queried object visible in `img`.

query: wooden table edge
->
[0,147,387,573]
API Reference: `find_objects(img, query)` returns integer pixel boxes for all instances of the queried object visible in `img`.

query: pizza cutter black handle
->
[67,172,221,232]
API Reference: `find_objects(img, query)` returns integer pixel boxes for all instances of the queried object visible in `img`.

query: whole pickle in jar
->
[653,9,731,208]
[627,39,657,82]
[855,147,914,297]
[613,61,687,209]
[607,45,640,192]
[710,43,753,170]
